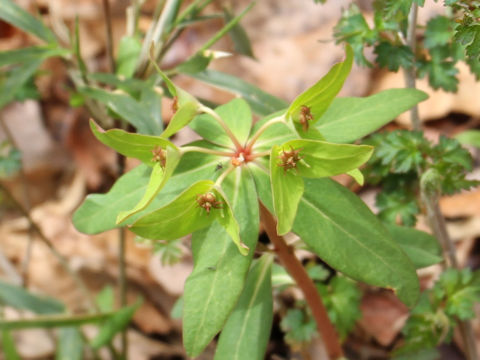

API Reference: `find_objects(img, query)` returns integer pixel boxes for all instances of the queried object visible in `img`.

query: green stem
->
[214,165,235,187]
[118,227,127,359]
[199,105,243,149]
[245,115,285,152]
[181,146,234,157]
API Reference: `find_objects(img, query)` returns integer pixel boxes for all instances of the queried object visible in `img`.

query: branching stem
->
[245,116,285,152]
[181,146,234,157]
[199,105,243,149]
[259,202,344,360]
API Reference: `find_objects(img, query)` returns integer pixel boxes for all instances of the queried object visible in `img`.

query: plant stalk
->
[259,202,344,360]
[102,0,116,73]
[404,5,478,359]
[199,105,243,150]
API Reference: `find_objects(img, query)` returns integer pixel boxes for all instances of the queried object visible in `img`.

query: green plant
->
[72,44,430,359]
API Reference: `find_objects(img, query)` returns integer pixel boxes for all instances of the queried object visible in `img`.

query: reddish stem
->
[259,202,344,360]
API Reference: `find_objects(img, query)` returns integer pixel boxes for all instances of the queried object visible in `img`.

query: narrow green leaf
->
[2,330,20,360]
[175,52,213,75]
[385,224,443,269]
[455,130,480,148]
[0,0,56,43]
[90,120,178,165]
[129,180,219,240]
[183,167,259,357]
[197,3,255,53]
[0,59,43,109]
[116,154,177,224]
[223,7,255,58]
[279,139,373,178]
[95,286,114,312]
[214,254,273,360]
[316,89,429,143]
[80,87,162,135]
[0,46,68,67]
[189,69,288,116]
[90,300,142,349]
[347,168,364,185]
[116,36,142,78]
[286,45,353,128]
[0,280,65,314]
[56,328,83,360]
[270,145,304,235]
[0,312,115,331]
[161,101,199,139]
[190,98,252,147]
[73,148,220,234]
[293,178,420,307]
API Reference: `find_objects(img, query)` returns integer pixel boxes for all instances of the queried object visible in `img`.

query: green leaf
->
[73,148,220,234]
[279,139,373,178]
[129,180,218,240]
[90,120,178,165]
[56,328,83,360]
[293,178,420,307]
[116,36,142,78]
[90,299,142,349]
[1,330,20,360]
[286,45,353,129]
[385,224,443,269]
[0,0,56,43]
[280,307,317,346]
[95,286,114,313]
[316,276,362,340]
[249,112,296,152]
[0,59,43,109]
[0,46,68,67]
[270,145,304,235]
[455,129,480,148]
[374,42,414,71]
[183,167,259,357]
[418,60,459,92]
[175,52,213,75]
[116,158,177,224]
[0,279,65,314]
[316,89,428,143]
[214,254,273,360]
[0,312,118,331]
[161,101,199,139]
[80,87,162,135]
[424,16,453,49]
[190,98,252,148]
[189,69,288,116]
[223,7,255,58]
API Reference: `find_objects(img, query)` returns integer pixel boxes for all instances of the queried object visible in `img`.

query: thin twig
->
[102,0,116,73]
[0,183,98,312]
[259,202,344,360]
[404,5,478,360]
[118,227,128,359]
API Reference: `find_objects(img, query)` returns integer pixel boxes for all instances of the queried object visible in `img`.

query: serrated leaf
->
[189,69,288,116]
[280,308,317,346]
[190,98,253,148]
[385,224,443,269]
[270,145,304,235]
[183,167,259,357]
[0,0,56,43]
[90,120,178,165]
[374,42,414,71]
[90,299,142,349]
[315,89,428,143]
[214,254,273,360]
[424,16,453,49]
[56,328,83,360]
[286,46,353,130]
[0,279,65,314]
